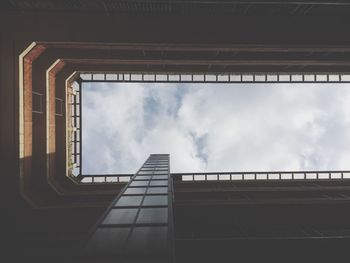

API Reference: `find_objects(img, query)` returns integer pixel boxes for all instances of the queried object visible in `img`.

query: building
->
[2,1,350,262]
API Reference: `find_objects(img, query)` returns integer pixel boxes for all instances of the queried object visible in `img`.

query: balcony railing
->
[80,174,133,183]
[80,72,350,84]
[78,171,350,184]
[172,171,350,182]
[69,82,82,177]
[76,71,350,183]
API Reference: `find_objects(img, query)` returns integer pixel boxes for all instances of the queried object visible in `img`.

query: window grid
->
[80,171,350,184]
[84,154,174,260]
[80,72,350,84]
[69,83,82,177]
[76,71,350,182]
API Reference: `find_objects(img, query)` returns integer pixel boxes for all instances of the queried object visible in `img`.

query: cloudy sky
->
[82,82,350,174]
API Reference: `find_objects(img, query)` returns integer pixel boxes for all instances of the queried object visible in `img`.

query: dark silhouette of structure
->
[2,1,350,262]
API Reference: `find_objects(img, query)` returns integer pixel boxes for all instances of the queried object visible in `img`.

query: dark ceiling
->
[2,0,350,16]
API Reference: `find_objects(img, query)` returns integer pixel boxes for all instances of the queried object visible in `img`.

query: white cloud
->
[82,82,350,174]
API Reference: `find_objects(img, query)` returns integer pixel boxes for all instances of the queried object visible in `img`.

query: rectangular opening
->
[32,91,43,114]
[72,72,350,182]
[55,97,64,116]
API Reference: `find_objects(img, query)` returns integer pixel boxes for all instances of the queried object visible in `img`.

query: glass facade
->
[85,154,174,261]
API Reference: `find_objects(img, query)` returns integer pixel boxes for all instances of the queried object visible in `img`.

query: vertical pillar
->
[85,154,174,263]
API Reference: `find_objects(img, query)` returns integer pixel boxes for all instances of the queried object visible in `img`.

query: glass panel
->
[219,174,230,180]
[231,174,242,180]
[147,187,168,194]
[244,174,255,180]
[126,226,167,254]
[291,75,303,81]
[168,74,180,81]
[242,74,253,81]
[130,181,149,187]
[205,74,216,81]
[316,74,327,81]
[150,180,168,186]
[305,74,315,81]
[319,173,330,179]
[152,175,168,180]
[137,171,154,175]
[134,176,152,180]
[131,74,142,81]
[142,195,168,206]
[343,172,350,179]
[279,75,290,81]
[331,173,342,179]
[256,174,267,180]
[94,177,105,183]
[181,74,192,81]
[255,75,266,81]
[182,175,193,181]
[329,74,340,81]
[143,74,155,81]
[267,75,278,81]
[140,168,155,171]
[114,196,143,207]
[268,173,279,180]
[193,74,204,81]
[119,176,131,182]
[102,208,138,225]
[124,188,147,195]
[293,173,305,180]
[281,173,293,180]
[85,227,130,255]
[230,74,241,81]
[194,175,205,181]
[306,173,317,179]
[81,177,92,183]
[106,176,118,182]
[156,74,167,81]
[207,174,218,180]
[105,74,118,81]
[136,208,168,224]
[341,74,350,81]
[153,171,168,174]
[93,73,104,80]
[218,75,229,81]
[80,73,92,80]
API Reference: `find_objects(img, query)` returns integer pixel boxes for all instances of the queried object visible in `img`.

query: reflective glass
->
[134,176,151,180]
[102,208,138,225]
[143,195,168,206]
[124,188,147,195]
[130,181,149,187]
[150,180,168,186]
[86,227,130,255]
[147,187,168,194]
[115,196,143,207]
[126,226,167,254]
[152,175,168,180]
[136,208,168,224]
